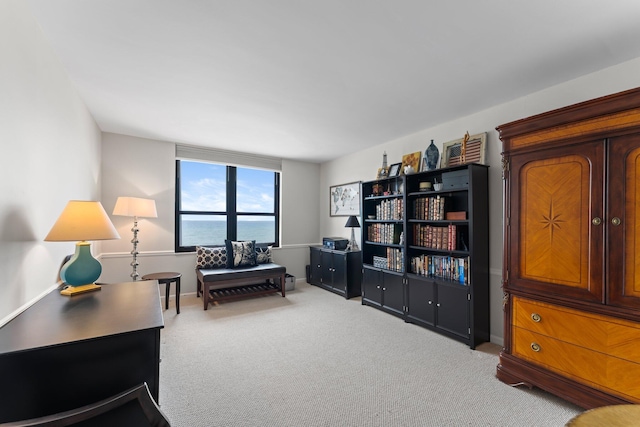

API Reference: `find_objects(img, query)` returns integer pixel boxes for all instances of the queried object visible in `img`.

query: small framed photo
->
[388,163,402,177]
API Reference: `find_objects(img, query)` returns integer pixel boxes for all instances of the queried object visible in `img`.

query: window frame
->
[175,160,280,252]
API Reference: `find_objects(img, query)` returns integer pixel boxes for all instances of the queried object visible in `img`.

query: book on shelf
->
[412,224,458,250]
[412,195,446,221]
[409,254,469,285]
[368,223,403,244]
[375,198,403,221]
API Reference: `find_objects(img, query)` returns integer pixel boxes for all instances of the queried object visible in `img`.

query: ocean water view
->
[181,220,275,246]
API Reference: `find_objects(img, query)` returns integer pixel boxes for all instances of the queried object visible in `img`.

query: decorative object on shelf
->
[377,151,388,179]
[112,196,158,281]
[401,151,421,174]
[330,181,361,216]
[403,164,415,175]
[388,162,402,177]
[345,215,361,251]
[433,182,443,191]
[441,132,487,167]
[424,139,440,171]
[45,200,120,295]
[419,181,432,191]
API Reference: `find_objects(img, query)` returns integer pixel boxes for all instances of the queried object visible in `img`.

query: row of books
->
[412,224,458,251]
[368,223,403,244]
[413,195,446,220]
[388,247,404,272]
[410,255,469,285]
[375,198,403,220]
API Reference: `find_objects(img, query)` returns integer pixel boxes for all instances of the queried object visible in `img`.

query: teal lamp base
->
[60,241,102,296]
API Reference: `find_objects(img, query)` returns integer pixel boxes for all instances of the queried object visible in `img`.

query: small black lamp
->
[345,215,360,251]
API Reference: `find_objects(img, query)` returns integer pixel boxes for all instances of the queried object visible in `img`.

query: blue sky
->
[180,161,274,216]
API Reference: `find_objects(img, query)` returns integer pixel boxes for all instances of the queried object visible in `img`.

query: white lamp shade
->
[45,201,120,242]
[112,197,158,218]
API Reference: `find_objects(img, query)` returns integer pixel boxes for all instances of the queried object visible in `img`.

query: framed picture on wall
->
[330,181,361,217]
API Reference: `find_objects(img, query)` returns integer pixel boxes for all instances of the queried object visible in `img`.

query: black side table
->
[142,272,182,314]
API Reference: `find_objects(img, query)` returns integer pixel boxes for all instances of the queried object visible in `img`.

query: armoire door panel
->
[608,137,640,308]
[509,142,605,302]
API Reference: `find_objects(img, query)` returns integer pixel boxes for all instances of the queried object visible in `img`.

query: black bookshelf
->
[360,163,489,349]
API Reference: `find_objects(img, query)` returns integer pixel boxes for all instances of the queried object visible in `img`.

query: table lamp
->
[345,215,360,251]
[45,200,120,295]
[112,196,158,281]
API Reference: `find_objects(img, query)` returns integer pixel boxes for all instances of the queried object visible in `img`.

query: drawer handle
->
[531,342,541,352]
[592,217,602,226]
[612,217,621,226]
[531,313,541,323]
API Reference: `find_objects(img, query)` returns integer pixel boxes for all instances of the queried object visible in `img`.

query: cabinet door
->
[331,253,348,294]
[309,248,322,286]
[381,271,404,316]
[508,141,605,303]
[321,250,334,288]
[362,267,382,306]
[436,283,469,338]
[406,276,435,326]
[608,136,640,309]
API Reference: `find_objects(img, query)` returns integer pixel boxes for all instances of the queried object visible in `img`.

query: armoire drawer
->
[513,326,640,402]
[513,296,640,363]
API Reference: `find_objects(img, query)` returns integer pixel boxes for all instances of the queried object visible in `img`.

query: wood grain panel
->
[625,147,640,297]
[513,297,640,362]
[513,327,640,402]
[519,155,589,288]
[510,109,640,149]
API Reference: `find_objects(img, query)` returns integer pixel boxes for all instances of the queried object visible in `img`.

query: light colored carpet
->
[159,282,583,426]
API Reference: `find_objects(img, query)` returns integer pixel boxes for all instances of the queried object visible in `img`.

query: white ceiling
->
[25,0,640,163]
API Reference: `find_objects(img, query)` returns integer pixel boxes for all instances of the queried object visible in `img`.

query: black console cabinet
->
[309,246,362,299]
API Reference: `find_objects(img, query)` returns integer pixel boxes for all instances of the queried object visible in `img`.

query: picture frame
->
[441,132,487,168]
[330,181,361,217]
[376,167,388,180]
[401,151,422,174]
[387,163,402,177]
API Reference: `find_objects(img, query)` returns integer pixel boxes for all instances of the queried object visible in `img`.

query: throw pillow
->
[255,245,273,264]
[225,240,257,268]
[196,246,228,269]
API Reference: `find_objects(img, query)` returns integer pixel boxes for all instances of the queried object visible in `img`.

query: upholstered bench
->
[195,242,286,310]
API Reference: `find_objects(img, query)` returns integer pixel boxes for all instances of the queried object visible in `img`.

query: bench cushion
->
[225,240,257,268]
[196,245,228,269]
[198,263,285,283]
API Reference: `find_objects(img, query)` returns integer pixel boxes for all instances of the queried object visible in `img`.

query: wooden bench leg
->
[203,282,210,310]
[280,273,286,297]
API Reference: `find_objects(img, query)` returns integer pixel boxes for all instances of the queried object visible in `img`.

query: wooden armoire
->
[497,87,640,409]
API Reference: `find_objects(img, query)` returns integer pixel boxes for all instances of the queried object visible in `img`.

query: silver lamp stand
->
[129,216,140,280]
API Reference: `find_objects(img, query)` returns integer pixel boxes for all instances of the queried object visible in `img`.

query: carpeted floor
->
[158,281,583,426]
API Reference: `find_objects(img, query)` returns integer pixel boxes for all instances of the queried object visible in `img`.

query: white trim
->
[0,284,59,328]
[176,144,282,171]
[100,244,318,259]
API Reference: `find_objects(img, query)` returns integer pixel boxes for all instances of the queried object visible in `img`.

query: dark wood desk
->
[0,281,164,423]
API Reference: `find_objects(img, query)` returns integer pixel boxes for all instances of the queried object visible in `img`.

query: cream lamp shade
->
[112,197,158,218]
[112,196,158,281]
[45,200,120,242]
[45,201,120,295]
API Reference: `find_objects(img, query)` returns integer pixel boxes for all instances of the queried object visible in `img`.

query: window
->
[175,160,280,251]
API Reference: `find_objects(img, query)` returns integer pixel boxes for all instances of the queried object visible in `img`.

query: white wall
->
[0,1,102,324]
[100,133,321,292]
[320,57,640,345]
